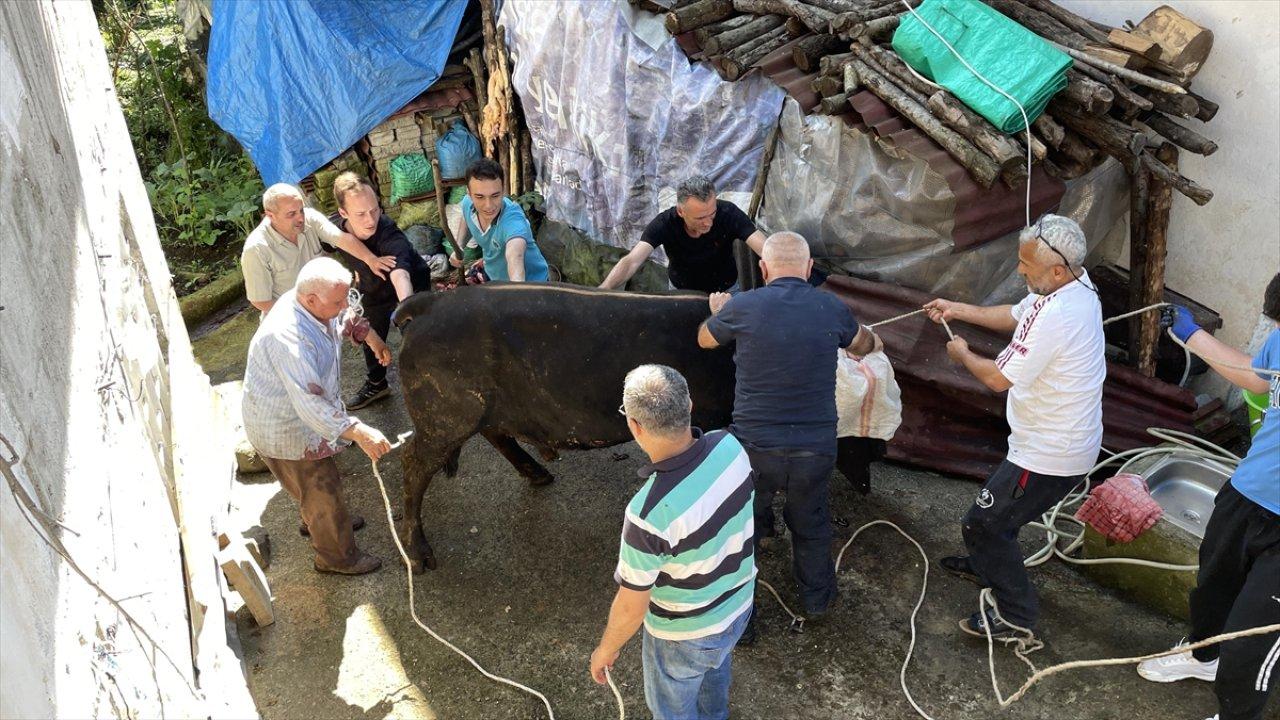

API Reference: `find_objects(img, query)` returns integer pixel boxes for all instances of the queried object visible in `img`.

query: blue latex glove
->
[1170,305,1202,343]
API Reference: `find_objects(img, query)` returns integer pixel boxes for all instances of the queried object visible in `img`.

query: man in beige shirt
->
[241,183,396,315]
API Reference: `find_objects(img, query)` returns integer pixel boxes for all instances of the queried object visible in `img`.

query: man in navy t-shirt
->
[1137,273,1280,720]
[698,231,880,622]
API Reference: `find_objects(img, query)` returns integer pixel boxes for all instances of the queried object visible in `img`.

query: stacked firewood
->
[648,0,1217,206]
[475,0,536,197]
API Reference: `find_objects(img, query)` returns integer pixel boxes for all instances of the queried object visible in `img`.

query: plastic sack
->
[892,0,1070,132]
[835,350,902,441]
[404,224,444,257]
[390,153,435,205]
[435,121,481,179]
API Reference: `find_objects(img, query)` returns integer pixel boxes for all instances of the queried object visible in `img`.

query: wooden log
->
[1107,75,1155,118]
[1142,112,1218,156]
[666,0,735,34]
[1136,143,1178,376]
[1020,0,1111,45]
[1041,155,1091,181]
[1187,90,1218,122]
[748,117,781,220]
[465,48,487,111]
[784,17,807,35]
[818,51,854,76]
[1052,41,1189,95]
[1107,28,1162,60]
[926,92,1028,182]
[1140,146,1212,205]
[1049,98,1146,157]
[1062,70,1114,115]
[811,74,843,96]
[836,13,901,40]
[1141,88,1200,119]
[1032,113,1065,149]
[843,61,860,93]
[850,43,928,105]
[852,58,1001,187]
[219,548,274,627]
[733,0,833,33]
[521,129,534,194]
[704,14,785,54]
[1126,153,1150,370]
[694,13,752,45]
[792,34,848,72]
[803,0,861,13]
[722,25,792,80]
[1056,129,1098,165]
[985,0,1090,50]
[818,92,851,114]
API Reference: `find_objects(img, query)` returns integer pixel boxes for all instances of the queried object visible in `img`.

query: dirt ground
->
[211,308,1221,720]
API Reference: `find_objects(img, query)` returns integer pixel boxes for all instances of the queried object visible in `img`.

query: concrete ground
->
[206,307,1221,720]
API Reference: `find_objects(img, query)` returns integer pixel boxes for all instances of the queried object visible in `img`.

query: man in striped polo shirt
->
[924,214,1105,640]
[589,365,756,720]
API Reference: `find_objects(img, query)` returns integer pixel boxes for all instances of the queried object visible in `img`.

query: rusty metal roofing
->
[679,32,1067,251]
[822,274,1217,480]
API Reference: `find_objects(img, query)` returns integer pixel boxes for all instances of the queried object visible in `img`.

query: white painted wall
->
[1061,1,1280,374]
[0,3,252,717]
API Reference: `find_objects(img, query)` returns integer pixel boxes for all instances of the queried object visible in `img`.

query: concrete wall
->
[0,3,252,717]
[1061,1,1280,371]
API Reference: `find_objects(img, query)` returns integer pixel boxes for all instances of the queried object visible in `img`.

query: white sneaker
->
[1136,640,1218,683]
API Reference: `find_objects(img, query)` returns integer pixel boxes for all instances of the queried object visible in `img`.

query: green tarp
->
[892,0,1071,133]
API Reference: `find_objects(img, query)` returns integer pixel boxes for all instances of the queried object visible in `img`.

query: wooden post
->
[1126,156,1149,372]
[1137,143,1178,376]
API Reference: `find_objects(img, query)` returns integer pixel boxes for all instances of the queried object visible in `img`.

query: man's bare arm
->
[600,241,656,290]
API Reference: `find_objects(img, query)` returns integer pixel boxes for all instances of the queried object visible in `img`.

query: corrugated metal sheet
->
[821,274,1215,480]
[679,33,1067,250]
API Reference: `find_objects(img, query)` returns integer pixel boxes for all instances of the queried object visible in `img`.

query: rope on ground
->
[371,434,563,720]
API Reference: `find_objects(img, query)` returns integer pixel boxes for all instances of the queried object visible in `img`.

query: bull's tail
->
[391,288,436,329]
[442,446,462,478]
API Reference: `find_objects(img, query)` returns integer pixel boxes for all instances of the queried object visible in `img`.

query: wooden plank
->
[1085,44,1147,70]
[1107,28,1162,60]
[219,548,274,627]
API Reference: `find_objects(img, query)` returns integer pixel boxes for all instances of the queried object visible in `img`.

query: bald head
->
[760,231,812,282]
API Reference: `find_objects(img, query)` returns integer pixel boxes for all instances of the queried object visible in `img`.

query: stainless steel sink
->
[1141,452,1233,539]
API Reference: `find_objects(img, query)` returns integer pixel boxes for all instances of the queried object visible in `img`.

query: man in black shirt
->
[327,172,431,409]
[599,176,766,293]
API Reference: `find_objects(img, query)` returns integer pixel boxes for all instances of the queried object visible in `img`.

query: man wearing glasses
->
[923,214,1105,642]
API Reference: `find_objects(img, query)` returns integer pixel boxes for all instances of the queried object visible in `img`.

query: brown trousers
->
[261,455,358,568]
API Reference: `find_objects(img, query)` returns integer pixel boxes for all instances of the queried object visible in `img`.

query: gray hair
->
[295,257,352,296]
[761,231,810,267]
[1019,214,1087,269]
[263,182,305,212]
[622,365,691,437]
[676,175,716,205]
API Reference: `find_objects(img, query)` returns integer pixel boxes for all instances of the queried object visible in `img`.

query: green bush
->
[145,154,260,247]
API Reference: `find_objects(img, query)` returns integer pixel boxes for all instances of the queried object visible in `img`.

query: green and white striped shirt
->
[614,429,756,641]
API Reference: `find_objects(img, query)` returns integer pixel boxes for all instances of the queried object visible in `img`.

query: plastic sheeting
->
[762,98,1129,304]
[207,0,467,185]
[500,0,785,249]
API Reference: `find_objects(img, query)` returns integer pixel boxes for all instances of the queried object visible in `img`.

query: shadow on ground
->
[203,306,1216,720]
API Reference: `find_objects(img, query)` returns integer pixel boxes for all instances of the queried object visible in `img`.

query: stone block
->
[1081,520,1199,620]
[234,438,268,474]
[367,128,396,146]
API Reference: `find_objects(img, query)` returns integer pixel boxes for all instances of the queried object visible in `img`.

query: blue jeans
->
[746,449,838,614]
[641,610,749,720]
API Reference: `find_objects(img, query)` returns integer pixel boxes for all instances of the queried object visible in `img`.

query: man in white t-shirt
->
[924,214,1105,640]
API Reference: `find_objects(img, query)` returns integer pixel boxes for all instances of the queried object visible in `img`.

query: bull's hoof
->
[408,551,437,574]
[528,472,555,487]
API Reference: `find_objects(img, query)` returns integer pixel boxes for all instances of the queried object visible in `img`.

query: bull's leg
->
[480,430,555,486]
[399,433,460,573]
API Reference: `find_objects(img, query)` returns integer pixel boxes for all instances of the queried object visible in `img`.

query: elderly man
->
[327,172,432,410]
[450,158,549,282]
[242,257,392,575]
[241,182,396,315]
[600,176,767,293]
[1138,274,1280,720]
[590,365,755,720]
[697,232,878,627]
[924,213,1104,639]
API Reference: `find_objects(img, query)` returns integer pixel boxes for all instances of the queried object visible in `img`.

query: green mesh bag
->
[389,153,435,204]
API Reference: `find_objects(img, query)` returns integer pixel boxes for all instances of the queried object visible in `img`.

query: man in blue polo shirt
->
[1137,273,1280,720]
[451,158,549,282]
[697,231,879,623]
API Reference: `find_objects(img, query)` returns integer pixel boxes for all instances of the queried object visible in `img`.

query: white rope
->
[900,0,1033,227]
[371,434,562,719]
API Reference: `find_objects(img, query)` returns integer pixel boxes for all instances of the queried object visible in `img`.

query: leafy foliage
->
[96,0,258,294]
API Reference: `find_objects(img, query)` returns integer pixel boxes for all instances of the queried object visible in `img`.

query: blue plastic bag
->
[436,121,482,179]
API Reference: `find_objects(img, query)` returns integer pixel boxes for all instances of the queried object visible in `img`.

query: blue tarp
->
[207,0,467,185]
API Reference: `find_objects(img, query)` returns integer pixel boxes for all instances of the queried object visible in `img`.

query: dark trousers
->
[746,449,837,614]
[261,455,359,568]
[1188,483,1280,720]
[962,460,1082,628]
[836,436,886,494]
[362,301,395,386]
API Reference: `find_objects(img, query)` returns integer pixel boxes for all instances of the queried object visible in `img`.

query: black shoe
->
[804,586,840,622]
[958,608,1031,641]
[939,555,986,587]
[346,381,390,410]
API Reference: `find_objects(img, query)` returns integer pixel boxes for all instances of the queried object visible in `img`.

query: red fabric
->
[1075,473,1164,543]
